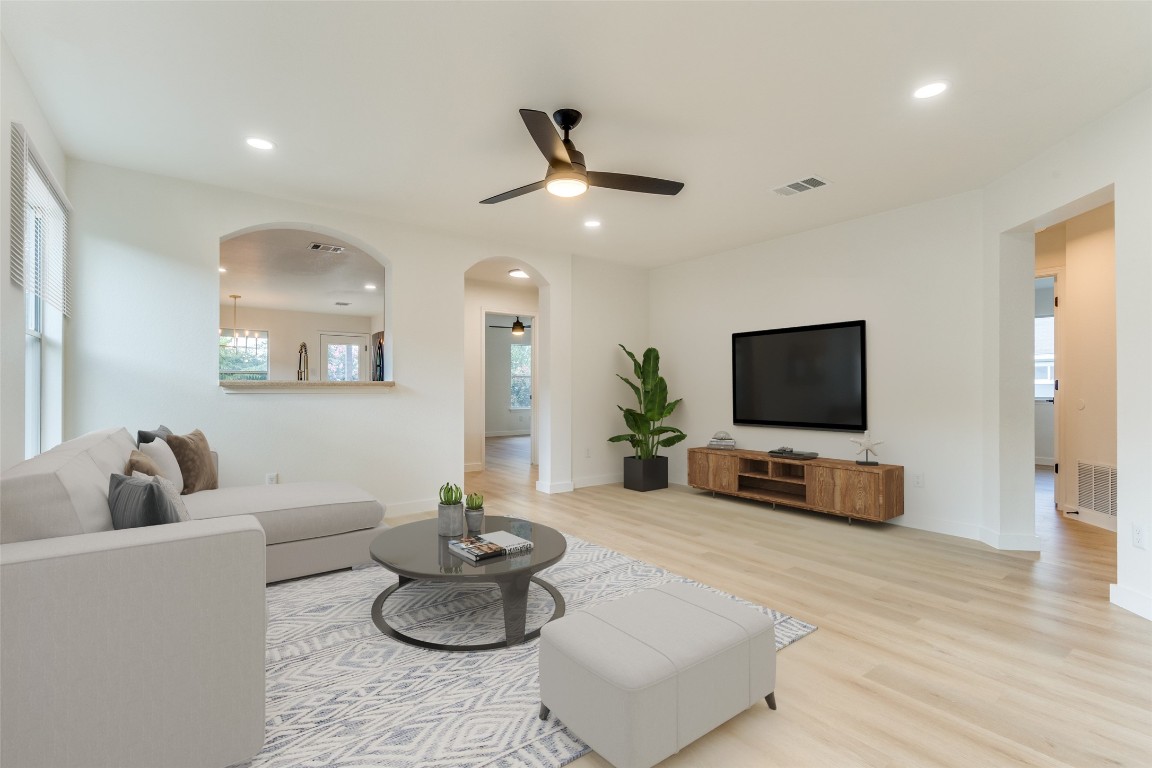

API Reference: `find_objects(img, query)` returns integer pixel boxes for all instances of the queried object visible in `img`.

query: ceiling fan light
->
[508,269,530,279]
[545,169,588,198]
[511,319,525,335]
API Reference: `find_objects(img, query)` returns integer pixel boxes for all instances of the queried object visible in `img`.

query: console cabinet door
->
[806,466,837,509]
[688,451,738,493]
[835,469,880,519]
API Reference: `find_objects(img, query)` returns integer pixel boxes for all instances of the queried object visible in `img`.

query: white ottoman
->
[538,583,777,768]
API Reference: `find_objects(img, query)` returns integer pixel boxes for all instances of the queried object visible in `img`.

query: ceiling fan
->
[489,316,531,335]
[480,109,684,204]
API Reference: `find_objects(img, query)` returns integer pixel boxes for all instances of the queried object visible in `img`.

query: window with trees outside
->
[1034,316,1055,399]
[219,329,269,380]
[510,343,531,409]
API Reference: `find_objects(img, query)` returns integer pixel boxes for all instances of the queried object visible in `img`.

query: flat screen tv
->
[732,320,866,432]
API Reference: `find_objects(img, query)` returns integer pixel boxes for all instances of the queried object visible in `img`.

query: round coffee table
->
[369,516,567,651]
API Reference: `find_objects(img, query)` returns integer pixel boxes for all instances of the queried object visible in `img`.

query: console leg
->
[765,692,777,710]
[539,703,550,720]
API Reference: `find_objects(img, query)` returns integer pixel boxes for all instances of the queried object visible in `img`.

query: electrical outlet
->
[1134,523,1147,550]
[265,472,279,485]
[911,473,924,488]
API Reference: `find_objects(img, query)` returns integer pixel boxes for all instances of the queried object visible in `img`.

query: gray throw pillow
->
[108,473,188,529]
[137,424,173,445]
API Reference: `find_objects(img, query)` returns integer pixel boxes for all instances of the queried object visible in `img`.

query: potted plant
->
[608,344,686,491]
[464,491,485,533]
[437,482,464,536]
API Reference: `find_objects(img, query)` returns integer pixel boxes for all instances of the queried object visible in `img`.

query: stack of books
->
[708,436,737,449]
[448,530,534,563]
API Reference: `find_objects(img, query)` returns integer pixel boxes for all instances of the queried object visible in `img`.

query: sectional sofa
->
[0,427,388,768]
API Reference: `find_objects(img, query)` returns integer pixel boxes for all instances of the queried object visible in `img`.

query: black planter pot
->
[623,456,669,492]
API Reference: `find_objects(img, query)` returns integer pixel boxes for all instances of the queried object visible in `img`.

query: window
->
[219,329,269,380]
[1034,316,1055,399]
[11,123,70,458]
[510,343,531,409]
[320,332,368,382]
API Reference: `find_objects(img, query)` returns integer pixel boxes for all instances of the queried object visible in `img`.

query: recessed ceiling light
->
[245,137,276,150]
[218,267,226,273]
[913,82,948,99]
[508,269,530,279]
[584,220,601,228]
[364,284,376,290]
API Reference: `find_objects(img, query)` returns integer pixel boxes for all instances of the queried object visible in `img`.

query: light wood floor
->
[397,438,1152,767]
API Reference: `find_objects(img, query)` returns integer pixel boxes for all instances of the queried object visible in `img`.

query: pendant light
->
[511,317,526,336]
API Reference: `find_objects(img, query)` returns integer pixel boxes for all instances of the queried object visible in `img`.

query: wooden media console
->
[687,447,904,522]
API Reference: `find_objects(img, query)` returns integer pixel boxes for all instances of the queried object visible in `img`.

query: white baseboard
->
[1060,505,1117,531]
[979,528,1043,552]
[464,462,482,473]
[535,480,574,494]
[573,473,623,489]
[1110,583,1152,621]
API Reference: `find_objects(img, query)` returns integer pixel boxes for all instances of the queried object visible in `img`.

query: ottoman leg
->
[539,703,550,720]
[765,692,777,710]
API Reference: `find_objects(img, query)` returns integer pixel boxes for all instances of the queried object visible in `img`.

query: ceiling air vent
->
[309,242,345,254]
[335,301,351,307]
[773,176,830,197]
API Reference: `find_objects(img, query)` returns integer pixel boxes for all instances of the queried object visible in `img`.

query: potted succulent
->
[608,344,686,491]
[464,491,485,533]
[437,482,464,536]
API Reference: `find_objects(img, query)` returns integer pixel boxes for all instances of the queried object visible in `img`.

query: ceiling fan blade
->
[479,180,546,205]
[520,109,571,167]
[588,171,684,196]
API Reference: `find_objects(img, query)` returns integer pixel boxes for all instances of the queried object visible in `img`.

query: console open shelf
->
[688,447,904,522]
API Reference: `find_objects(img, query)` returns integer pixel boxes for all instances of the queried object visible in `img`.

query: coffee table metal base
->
[371,575,566,652]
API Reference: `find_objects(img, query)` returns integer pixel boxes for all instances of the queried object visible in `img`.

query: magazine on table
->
[448,530,534,562]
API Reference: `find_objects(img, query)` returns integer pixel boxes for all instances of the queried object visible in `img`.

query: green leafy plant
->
[439,482,463,505]
[465,492,484,510]
[608,344,686,459]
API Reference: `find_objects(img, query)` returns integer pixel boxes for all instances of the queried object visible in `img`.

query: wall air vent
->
[335,301,351,306]
[773,176,830,197]
[1077,461,1118,516]
[309,242,345,253]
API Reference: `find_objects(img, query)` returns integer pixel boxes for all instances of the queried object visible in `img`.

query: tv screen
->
[732,320,866,431]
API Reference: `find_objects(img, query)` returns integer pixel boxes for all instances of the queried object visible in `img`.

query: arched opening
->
[218,223,393,382]
[463,258,544,493]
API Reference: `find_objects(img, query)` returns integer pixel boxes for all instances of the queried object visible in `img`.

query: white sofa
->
[0,427,388,768]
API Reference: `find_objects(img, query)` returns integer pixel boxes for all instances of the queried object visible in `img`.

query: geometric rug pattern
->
[234,534,816,767]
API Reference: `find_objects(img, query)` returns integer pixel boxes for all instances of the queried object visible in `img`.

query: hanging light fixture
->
[223,294,254,352]
[511,317,526,336]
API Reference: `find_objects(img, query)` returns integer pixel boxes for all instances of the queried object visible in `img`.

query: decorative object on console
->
[849,431,883,466]
[297,342,309,381]
[437,482,464,537]
[708,431,736,449]
[609,344,687,492]
[464,491,485,533]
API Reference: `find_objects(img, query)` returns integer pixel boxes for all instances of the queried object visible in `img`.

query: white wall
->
[571,256,650,488]
[463,279,537,471]
[218,305,373,381]
[982,90,1151,619]
[650,192,986,539]
[0,39,68,469]
[63,160,574,514]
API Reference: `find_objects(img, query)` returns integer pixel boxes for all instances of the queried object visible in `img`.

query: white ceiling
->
[219,228,387,316]
[3,1,1150,268]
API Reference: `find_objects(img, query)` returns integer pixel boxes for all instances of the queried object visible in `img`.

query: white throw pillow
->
[139,437,184,490]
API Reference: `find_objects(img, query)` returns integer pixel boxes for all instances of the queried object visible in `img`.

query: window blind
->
[9,123,72,317]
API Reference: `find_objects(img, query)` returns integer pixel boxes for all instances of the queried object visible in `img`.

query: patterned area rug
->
[237,534,816,768]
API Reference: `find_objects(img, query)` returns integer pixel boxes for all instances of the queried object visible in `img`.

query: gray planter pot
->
[464,507,485,534]
[623,456,669,492]
[437,503,464,536]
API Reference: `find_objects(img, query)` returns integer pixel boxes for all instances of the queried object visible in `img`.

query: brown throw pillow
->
[124,449,163,477]
[165,429,219,494]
